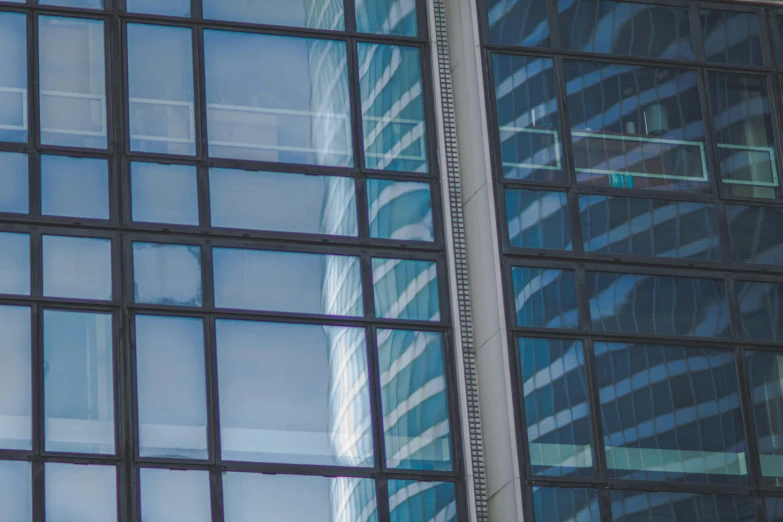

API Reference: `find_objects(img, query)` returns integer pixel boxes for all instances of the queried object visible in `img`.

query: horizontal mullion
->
[524,476,757,496]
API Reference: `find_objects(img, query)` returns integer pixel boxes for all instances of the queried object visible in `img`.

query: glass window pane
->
[368,179,433,242]
[133,243,202,307]
[41,155,109,220]
[373,258,439,321]
[768,498,783,522]
[388,480,457,522]
[0,232,30,296]
[596,342,747,483]
[532,486,600,522]
[492,54,563,182]
[43,236,112,301]
[204,31,351,166]
[209,168,357,236]
[0,13,28,143]
[44,310,114,455]
[140,469,210,522]
[709,72,780,199]
[203,0,343,30]
[128,24,195,156]
[512,267,579,328]
[136,316,207,459]
[609,490,756,522]
[485,0,549,47]
[39,17,106,149]
[520,338,594,477]
[45,464,116,522]
[223,473,376,522]
[356,0,417,37]
[40,0,103,8]
[213,248,363,317]
[565,61,709,192]
[587,272,731,337]
[0,461,31,522]
[131,162,198,226]
[737,281,783,342]
[559,0,693,60]
[358,43,427,173]
[506,190,571,250]
[0,306,31,450]
[701,10,763,66]
[217,320,372,466]
[727,205,783,265]
[748,351,783,486]
[0,152,28,214]
[378,329,452,471]
[127,0,190,17]
[579,195,720,260]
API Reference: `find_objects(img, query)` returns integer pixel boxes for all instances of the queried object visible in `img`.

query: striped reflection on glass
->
[388,480,457,522]
[727,205,783,265]
[533,486,600,522]
[373,258,439,322]
[747,351,783,486]
[356,0,417,36]
[367,179,433,242]
[512,267,579,328]
[737,281,783,342]
[506,189,571,250]
[609,490,756,522]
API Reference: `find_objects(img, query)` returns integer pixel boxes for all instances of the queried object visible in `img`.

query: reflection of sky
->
[141,469,211,522]
[0,306,31,450]
[43,235,112,301]
[46,463,116,522]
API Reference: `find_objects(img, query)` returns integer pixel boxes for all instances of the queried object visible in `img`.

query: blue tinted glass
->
[0,232,30,296]
[44,310,114,454]
[368,179,433,242]
[373,258,440,321]
[709,72,780,199]
[43,236,112,301]
[378,330,452,471]
[41,155,109,220]
[388,479,456,522]
[768,498,783,522]
[358,43,427,173]
[0,152,28,214]
[746,351,783,486]
[133,243,202,307]
[213,248,363,317]
[565,61,709,192]
[203,0,343,30]
[737,281,782,342]
[356,0,416,36]
[485,0,549,47]
[559,0,693,60]
[204,31,351,166]
[512,267,579,328]
[610,490,756,522]
[492,54,563,182]
[140,469,210,522]
[131,162,198,226]
[0,13,27,143]
[579,195,719,260]
[520,338,594,477]
[0,306,31,450]
[127,0,190,17]
[588,272,731,337]
[128,24,195,156]
[506,189,571,250]
[727,205,783,265]
[596,342,747,484]
[701,10,763,66]
[210,168,357,237]
[45,464,116,522]
[0,461,31,522]
[40,0,102,7]
[533,487,600,522]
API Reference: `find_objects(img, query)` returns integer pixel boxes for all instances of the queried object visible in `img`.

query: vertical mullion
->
[206,315,222,468]
[544,0,560,50]
[33,460,44,522]
[735,343,766,495]
[366,325,386,473]
[194,25,208,163]
[210,467,225,522]
[344,0,356,34]
[376,476,391,522]
[696,67,725,202]
[551,54,577,191]
[583,336,607,484]
[764,73,783,198]
[30,11,40,152]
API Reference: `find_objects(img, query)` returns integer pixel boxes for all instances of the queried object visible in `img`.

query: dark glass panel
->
[367,179,433,242]
[588,272,731,338]
[43,235,112,301]
[373,258,440,322]
[564,61,709,192]
[41,155,109,220]
[203,0,343,30]
[133,243,202,307]
[485,0,549,47]
[140,469,210,522]
[506,189,571,250]
[579,195,719,260]
[388,479,457,522]
[520,337,594,477]
[768,497,783,522]
[45,464,116,522]
[609,490,756,522]
[131,162,199,226]
[0,13,27,143]
[0,232,30,296]
[0,152,28,214]
[747,351,783,486]
[701,9,763,66]
[727,205,783,265]
[127,0,190,16]
[0,461,31,522]
[356,0,417,37]
[737,281,783,342]
[512,267,579,328]
[532,487,600,522]
[0,306,31,450]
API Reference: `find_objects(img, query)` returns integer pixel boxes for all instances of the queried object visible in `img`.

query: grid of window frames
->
[479,0,783,520]
[0,0,466,521]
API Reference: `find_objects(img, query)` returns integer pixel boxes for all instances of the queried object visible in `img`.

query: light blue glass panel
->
[133,243,202,307]
[44,310,114,454]
[209,168,357,236]
[512,267,579,328]
[356,0,417,36]
[388,479,456,522]
[140,469,210,522]
[485,0,549,47]
[127,0,190,17]
[41,155,109,220]
[43,236,112,301]
[0,152,28,214]
[136,316,207,459]
[367,179,433,242]
[0,461,31,522]
[358,43,427,173]
[217,320,372,466]
[40,0,103,8]
[203,0,343,30]
[373,258,439,321]
[378,329,452,471]
[0,306,31,450]
[131,162,198,226]
[737,281,783,343]
[39,17,106,149]
[506,190,571,250]
[0,232,30,296]
[0,13,27,143]
[533,487,600,522]
[128,24,195,156]
[204,30,351,166]
[701,9,763,66]
[610,490,756,522]
[213,248,363,317]
[45,464,116,522]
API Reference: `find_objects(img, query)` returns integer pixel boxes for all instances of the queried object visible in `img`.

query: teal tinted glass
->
[506,189,571,250]
[356,0,417,36]
[373,258,439,321]
[512,267,579,328]
[388,479,456,522]
[367,179,433,242]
